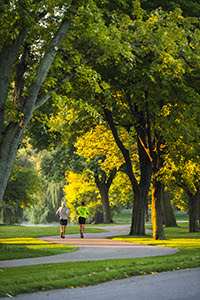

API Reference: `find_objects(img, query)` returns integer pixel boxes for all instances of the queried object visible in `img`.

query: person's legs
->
[80,224,85,238]
[62,225,66,238]
[60,224,63,238]
[80,225,83,238]
[79,217,86,238]
[81,224,85,236]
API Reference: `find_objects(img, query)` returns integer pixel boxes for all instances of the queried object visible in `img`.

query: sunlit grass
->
[0,238,53,244]
[112,224,200,249]
[0,226,105,260]
[0,237,77,260]
[113,236,200,249]
[0,225,105,239]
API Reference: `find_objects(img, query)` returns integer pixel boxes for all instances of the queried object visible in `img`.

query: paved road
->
[0,225,178,268]
[1,268,200,300]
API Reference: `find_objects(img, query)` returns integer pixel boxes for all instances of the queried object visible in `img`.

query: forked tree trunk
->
[104,108,152,235]
[0,15,75,205]
[94,169,116,224]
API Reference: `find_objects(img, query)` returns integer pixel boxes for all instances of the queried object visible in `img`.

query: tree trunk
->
[161,185,177,227]
[94,168,116,224]
[98,184,113,223]
[0,29,26,135]
[0,125,24,206]
[188,190,199,232]
[0,16,75,205]
[104,109,151,235]
[198,195,200,230]
[152,177,165,239]
[131,124,152,234]
[129,188,146,235]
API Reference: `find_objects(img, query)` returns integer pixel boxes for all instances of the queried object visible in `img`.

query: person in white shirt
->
[56,201,69,238]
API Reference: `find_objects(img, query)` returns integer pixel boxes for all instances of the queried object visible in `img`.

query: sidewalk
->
[0,225,178,268]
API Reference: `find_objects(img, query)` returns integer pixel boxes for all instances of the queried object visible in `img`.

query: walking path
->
[0,225,178,268]
[1,267,199,300]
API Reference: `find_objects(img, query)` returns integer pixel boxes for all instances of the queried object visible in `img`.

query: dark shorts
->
[79,217,86,225]
[60,219,68,226]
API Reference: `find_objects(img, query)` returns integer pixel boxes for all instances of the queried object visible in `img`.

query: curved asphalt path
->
[1,267,200,300]
[1,225,199,300]
[0,225,178,268]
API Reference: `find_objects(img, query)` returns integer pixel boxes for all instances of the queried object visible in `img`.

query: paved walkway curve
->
[0,225,178,268]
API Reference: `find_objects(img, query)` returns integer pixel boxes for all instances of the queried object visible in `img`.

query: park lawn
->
[113,223,200,250]
[0,225,105,260]
[0,225,105,239]
[113,210,189,223]
[0,238,78,260]
[0,223,199,297]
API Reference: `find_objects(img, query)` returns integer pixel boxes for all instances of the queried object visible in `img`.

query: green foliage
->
[25,181,65,224]
[64,169,100,223]
[3,166,41,208]
[1,151,41,224]
[141,0,200,17]
[1,202,23,225]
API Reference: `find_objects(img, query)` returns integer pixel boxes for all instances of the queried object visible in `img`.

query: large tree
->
[75,124,135,223]
[0,0,109,205]
[61,6,200,238]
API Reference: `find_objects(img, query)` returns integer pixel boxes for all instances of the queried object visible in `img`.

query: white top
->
[56,206,69,220]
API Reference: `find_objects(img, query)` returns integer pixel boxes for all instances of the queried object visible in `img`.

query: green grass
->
[113,210,189,223]
[0,223,199,297]
[0,225,105,239]
[175,213,189,221]
[0,225,105,260]
[113,211,132,222]
[0,238,77,260]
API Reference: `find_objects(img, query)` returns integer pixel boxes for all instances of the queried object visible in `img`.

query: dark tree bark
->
[198,195,200,230]
[132,123,152,234]
[98,184,113,223]
[151,134,165,240]
[0,17,73,205]
[188,190,199,232]
[0,29,26,134]
[94,168,116,223]
[161,185,177,227]
[152,176,165,239]
[104,108,152,235]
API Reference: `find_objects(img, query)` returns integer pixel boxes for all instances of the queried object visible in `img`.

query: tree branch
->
[22,16,74,123]
[103,108,139,194]
[0,29,26,134]
[35,70,76,110]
